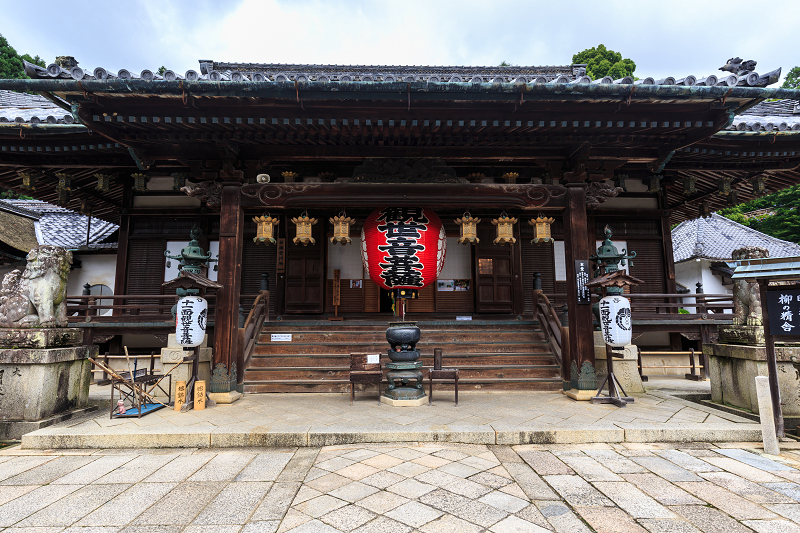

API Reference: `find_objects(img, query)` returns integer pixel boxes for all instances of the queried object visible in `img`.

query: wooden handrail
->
[534,291,567,381]
[238,290,270,372]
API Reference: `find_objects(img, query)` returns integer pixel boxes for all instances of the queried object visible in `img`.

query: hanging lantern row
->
[717,176,732,196]
[454,212,480,244]
[291,211,317,245]
[329,211,355,245]
[95,173,112,192]
[682,175,697,196]
[647,174,662,194]
[172,173,188,191]
[132,173,149,192]
[752,175,768,196]
[252,214,279,245]
[492,212,517,245]
[529,215,555,244]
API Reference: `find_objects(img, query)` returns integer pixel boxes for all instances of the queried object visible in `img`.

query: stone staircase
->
[243,320,562,393]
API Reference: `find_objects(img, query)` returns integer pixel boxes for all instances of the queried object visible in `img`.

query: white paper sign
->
[456,316,472,321]
[271,334,292,342]
[367,354,380,364]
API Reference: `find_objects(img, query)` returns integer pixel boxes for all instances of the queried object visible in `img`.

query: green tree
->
[782,66,800,89]
[0,33,44,79]
[572,44,636,80]
[718,184,800,244]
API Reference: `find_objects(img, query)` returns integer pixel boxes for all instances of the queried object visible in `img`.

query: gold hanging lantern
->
[94,173,111,192]
[699,201,712,218]
[752,175,768,196]
[171,172,188,191]
[18,171,36,191]
[55,172,72,206]
[455,212,480,244]
[291,210,317,246]
[683,175,697,196]
[57,187,70,207]
[282,171,299,183]
[466,172,486,183]
[79,199,92,216]
[501,172,519,184]
[529,215,555,244]
[727,189,739,206]
[329,211,355,245]
[132,173,149,192]
[253,214,279,245]
[647,174,661,194]
[492,212,517,245]
[717,176,732,196]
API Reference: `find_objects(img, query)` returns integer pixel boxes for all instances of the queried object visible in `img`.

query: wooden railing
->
[543,292,734,322]
[238,290,270,372]
[534,291,568,380]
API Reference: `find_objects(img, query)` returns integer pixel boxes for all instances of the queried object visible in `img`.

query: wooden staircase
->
[243,320,562,393]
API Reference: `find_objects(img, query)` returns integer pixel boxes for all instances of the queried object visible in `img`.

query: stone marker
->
[755,375,780,456]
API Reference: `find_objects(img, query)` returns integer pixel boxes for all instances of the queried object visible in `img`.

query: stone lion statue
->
[0,245,72,328]
[731,246,768,326]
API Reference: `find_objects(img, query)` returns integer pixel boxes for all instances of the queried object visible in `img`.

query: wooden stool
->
[349,352,382,405]
[429,348,459,406]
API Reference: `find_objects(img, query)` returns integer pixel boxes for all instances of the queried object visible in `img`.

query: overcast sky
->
[3,0,798,84]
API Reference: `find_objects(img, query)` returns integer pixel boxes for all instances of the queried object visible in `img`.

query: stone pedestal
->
[706,342,800,416]
[593,332,645,394]
[156,334,212,401]
[719,325,765,346]
[0,328,95,440]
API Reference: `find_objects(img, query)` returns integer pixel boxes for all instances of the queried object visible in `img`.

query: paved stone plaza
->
[4,441,800,532]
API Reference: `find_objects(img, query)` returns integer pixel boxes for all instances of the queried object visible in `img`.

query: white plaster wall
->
[674,259,703,313]
[701,259,732,314]
[67,253,118,296]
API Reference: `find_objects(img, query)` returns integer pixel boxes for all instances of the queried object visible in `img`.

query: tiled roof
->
[0,199,118,250]
[0,89,74,124]
[727,99,800,132]
[672,213,800,263]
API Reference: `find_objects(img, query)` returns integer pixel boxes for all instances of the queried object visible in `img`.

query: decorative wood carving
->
[585,181,624,209]
[181,181,223,208]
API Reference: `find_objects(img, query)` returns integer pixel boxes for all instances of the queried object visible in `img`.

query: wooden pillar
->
[758,280,785,438]
[213,186,244,389]
[563,186,596,392]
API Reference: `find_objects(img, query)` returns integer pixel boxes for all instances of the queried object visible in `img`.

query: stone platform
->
[18,377,764,449]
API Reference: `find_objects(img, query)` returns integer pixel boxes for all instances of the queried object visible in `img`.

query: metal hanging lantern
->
[171,172,188,191]
[699,201,712,218]
[55,172,72,206]
[727,189,739,206]
[529,215,555,244]
[57,188,70,207]
[19,171,36,191]
[683,175,697,196]
[492,212,517,245]
[291,210,317,245]
[329,210,355,245]
[132,173,149,192]
[717,176,732,196]
[94,173,111,192]
[647,175,662,194]
[501,172,519,184]
[752,175,768,196]
[253,214,279,245]
[454,212,480,244]
[79,200,92,216]
[282,171,299,183]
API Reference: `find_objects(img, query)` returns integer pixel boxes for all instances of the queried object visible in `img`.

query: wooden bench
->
[350,352,382,405]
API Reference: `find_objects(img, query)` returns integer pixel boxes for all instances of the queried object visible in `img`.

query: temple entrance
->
[284,221,325,313]
[379,289,394,313]
[474,222,517,314]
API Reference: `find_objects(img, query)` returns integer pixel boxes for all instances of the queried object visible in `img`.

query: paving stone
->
[306,472,353,493]
[278,448,320,483]
[479,490,529,513]
[320,504,376,531]
[414,468,463,488]
[340,449,381,462]
[283,518,343,532]
[385,501,443,528]
[717,449,798,472]
[632,457,702,482]
[276,508,312,532]
[543,475,614,507]
[188,453,255,482]
[636,518,702,533]
[359,470,406,490]
[16,483,129,527]
[675,482,778,520]
[412,454,451,469]
[193,481,272,525]
[468,471,513,489]
[702,458,786,483]
[132,482,223,525]
[236,453,294,481]
[500,483,529,500]
[555,454,624,481]
[740,519,800,533]
[387,461,430,478]
[0,485,38,506]
[700,472,795,504]
[593,482,676,518]
[574,506,649,533]
[504,462,558,500]
[183,526,242,533]
[584,450,648,474]
[252,482,302,521]
[417,488,472,513]
[76,482,177,526]
[460,455,499,471]
[61,527,121,533]
[451,499,509,527]
[241,520,280,533]
[318,457,357,472]
[437,462,481,478]
[441,477,493,498]
[653,450,721,473]
[535,501,593,533]
[431,450,470,462]
[91,454,177,484]
[516,450,573,475]
[387,448,427,461]
[361,454,404,469]
[766,504,800,524]
[294,494,348,519]
[418,513,483,533]
[351,515,412,533]
[490,515,551,533]
[765,483,800,503]
[0,456,56,482]
[356,490,409,514]
[1,456,96,485]
[293,486,322,505]
[336,463,380,481]
[514,503,552,530]
[386,478,436,499]
[141,454,213,483]
[490,446,524,463]
[621,474,703,505]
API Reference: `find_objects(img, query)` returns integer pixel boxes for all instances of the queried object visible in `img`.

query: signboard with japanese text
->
[575,260,591,304]
[766,289,800,336]
[599,295,633,347]
[175,297,207,347]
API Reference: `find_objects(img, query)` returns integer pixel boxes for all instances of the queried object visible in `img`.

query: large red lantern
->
[361,207,446,290]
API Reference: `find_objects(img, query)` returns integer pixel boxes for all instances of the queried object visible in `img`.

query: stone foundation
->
[593,332,645,394]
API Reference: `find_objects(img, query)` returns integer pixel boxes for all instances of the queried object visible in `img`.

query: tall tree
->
[782,66,800,89]
[718,184,800,244]
[572,44,635,80]
[0,33,44,79]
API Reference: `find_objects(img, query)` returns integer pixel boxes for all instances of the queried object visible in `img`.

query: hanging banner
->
[175,296,208,347]
[361,207,446,290]
[599,295,632,347]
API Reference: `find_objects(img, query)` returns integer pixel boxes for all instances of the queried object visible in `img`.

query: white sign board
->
[271,334,292,342]
[456,316,472,321]
[598,295,632,347]
[367,353,380,365]
[175,297,208,347]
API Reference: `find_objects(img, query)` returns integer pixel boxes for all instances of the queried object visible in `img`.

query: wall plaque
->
[575,260,591,304]
[766,289,800,336]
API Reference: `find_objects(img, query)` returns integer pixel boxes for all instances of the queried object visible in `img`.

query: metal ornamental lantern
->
[683,175,697,196]
[752,175,767,196]
[717,176,732,196]
[132,173,149,192]
[598,295,632,347]
[19,171,36,191]
[291,211,317,245]
[492,212,517,245]
[361,207,446,290]
[529,215,555,244]
[454,212,480,244]
[253,214,279,245]
[95,173,111,192]
[330,211,355,245]
[175,296,208,347]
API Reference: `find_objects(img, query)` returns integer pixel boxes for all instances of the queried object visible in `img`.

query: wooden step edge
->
[243,377,562,385]
[245,364,560,372]
[255,341,549,347]
[251,352,555,358]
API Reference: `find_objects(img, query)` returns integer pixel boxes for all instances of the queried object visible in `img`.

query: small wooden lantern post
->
[291,210,317,245]
[455,212,480,244]
[492,212,517,245]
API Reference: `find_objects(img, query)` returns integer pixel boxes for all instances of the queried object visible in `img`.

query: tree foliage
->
[572,44,635,80]
[0,33,44,79]
[718,184,800,244]
[782,66,800,89]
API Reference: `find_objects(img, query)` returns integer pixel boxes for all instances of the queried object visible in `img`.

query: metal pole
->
[758,279,784,438]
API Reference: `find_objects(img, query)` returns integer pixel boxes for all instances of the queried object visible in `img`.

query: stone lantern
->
[455,212,480,244]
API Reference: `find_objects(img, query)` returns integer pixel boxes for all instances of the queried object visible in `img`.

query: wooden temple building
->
[0,58,799,397]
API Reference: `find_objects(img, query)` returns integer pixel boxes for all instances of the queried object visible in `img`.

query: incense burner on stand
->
[381,322,426,406]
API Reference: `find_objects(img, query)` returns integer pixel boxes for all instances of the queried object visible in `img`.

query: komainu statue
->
[0,245,72,328]
[731,246,768,326]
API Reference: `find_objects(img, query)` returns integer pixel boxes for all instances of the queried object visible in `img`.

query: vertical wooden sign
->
[194,380,206,410]
[333,269,341,307]
[276,238,286,273]
[174,381,186,411]
[575,260,591,304]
